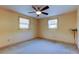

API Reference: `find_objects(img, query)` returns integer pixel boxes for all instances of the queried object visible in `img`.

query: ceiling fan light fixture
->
[29,6,49,16]
[36,11,41,15]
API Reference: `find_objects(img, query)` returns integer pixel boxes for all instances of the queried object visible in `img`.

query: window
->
[19,17,29,29]
[48,19,58,29]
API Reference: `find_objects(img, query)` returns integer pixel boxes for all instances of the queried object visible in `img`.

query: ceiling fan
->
[28,5,49,16]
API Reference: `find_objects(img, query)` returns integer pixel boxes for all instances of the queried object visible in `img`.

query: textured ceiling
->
[0,5,78,18]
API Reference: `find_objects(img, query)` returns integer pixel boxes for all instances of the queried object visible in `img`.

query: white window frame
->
[19,17,29,29]
[48,19,58,29]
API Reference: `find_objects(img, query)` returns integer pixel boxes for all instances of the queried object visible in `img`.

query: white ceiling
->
[0,5,78,18]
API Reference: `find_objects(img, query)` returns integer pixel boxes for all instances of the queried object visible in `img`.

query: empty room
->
[0,5,79,54]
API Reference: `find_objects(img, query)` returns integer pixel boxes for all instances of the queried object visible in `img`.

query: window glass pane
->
[48,19,57,29]
[19,24,29,29]
[19,17,29,29]
[20,18,29,24]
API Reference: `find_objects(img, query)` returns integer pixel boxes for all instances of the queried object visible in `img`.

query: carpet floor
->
[0,39,79,54]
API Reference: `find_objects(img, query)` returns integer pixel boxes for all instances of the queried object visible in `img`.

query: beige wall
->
[0,8,37,48]
[77,8,79,48]
[39,11,77,44]
[0,7,77,48]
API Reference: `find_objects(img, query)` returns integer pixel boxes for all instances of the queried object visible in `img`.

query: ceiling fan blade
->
[42,12,48,15]
[37,7,40,10]
[40,6,49,11]
[32,6,38,11]
[28,11,35,13]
